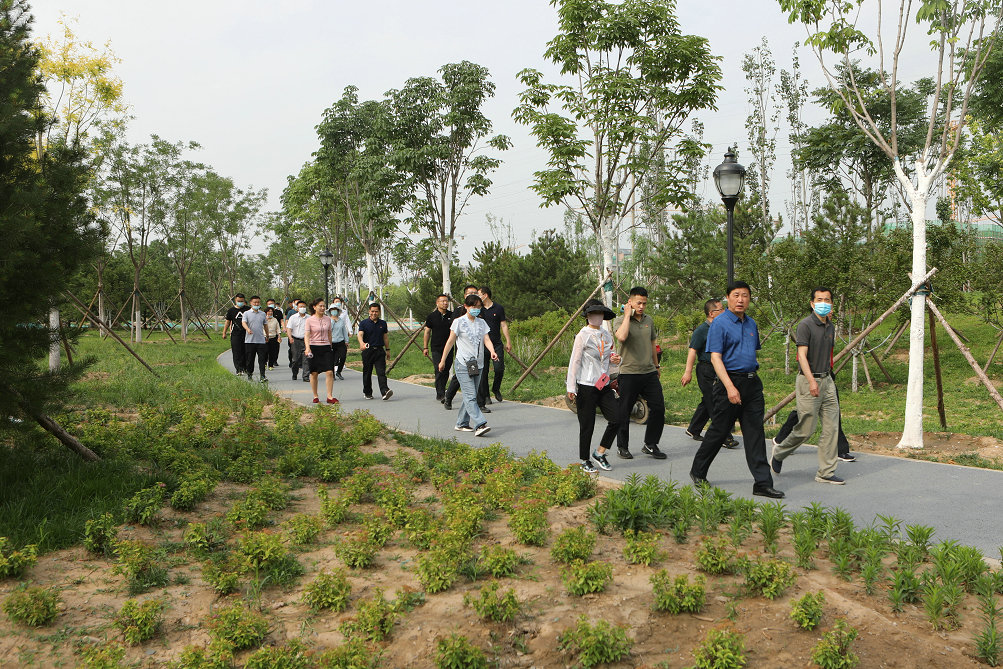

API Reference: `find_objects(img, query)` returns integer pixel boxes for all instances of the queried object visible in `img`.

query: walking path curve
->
[220,353,1002,557]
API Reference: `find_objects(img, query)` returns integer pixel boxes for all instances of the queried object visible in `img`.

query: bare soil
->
[0,433,992,668]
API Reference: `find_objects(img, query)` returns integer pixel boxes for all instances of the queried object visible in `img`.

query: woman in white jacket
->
[567,299,621,473]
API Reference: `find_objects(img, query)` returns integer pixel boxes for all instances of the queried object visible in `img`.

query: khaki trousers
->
[774,374,839,478]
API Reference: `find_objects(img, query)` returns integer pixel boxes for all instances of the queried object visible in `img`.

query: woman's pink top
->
[305,315,332,345]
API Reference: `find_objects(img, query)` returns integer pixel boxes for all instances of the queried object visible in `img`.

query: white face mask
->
[587,314,604,327]
[298,307,307,314]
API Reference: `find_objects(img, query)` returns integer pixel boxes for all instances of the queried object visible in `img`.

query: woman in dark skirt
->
[304,298,338,404]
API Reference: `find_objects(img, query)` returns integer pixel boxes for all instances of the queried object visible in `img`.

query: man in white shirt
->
[285,300,310,381]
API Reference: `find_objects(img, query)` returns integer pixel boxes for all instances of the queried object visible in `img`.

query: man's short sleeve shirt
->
[225,305,249,339]
[424,310,454,349]
[243,309,267,344]
[480,303,507,344]
[359,318,389,348]
[706,310,760,373]
[613,313,657,374]
[795,314,835,374]
[689,321,712,362]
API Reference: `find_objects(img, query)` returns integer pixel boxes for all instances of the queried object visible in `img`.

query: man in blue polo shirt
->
[689,281,783,499]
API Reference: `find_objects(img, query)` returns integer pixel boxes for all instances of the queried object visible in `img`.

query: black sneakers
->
[642,444,667,459]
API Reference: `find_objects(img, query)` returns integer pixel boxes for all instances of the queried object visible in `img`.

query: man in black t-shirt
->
[357,303,392,400]
[423,294,455,402]
[222,293,249,375]
[443,285,480,411]
[477,287,512,404]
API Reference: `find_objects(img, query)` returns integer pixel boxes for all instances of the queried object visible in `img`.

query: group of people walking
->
[224,278,853,498]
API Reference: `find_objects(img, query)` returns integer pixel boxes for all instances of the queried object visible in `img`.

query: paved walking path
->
[221,353,1002,557]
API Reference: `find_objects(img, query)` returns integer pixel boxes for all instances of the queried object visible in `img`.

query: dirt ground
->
[0,433,994,668]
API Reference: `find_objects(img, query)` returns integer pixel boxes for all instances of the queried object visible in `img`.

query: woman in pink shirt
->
[304,298,337,404]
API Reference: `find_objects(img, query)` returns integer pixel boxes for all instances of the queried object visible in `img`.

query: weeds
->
[114,598,165,645]
[811,619,859,669]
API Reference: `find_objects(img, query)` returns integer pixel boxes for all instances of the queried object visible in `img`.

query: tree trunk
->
[49,307,61,372]
[365,249,376,296]
[440,238,453,296]
[27,407,100,461]
[784,328,791,375]
[896,161,932,449]
[179,286,188,343]
[599,219,617,308]
[336,261,345,299]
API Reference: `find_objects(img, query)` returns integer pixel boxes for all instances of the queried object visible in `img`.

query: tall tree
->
[779,0,1002,448]
[387,61,510,296]
[513,0,721,306]
[742,37,780,233]
[779,43,819,236]
[1,0,100,459]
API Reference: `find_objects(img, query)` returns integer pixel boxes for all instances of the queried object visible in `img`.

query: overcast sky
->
[30,0,939,260]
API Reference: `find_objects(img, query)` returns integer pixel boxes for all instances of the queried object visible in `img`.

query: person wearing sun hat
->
[567,299,622,473]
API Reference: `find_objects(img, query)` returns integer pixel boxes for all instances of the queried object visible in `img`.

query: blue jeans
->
[454,360,487,429]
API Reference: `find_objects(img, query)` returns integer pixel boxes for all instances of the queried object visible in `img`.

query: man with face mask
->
[330,297,350,379]
[769,286,844,485]
[443,285,481,411]
[285,300,310,381]
[223,293,249,375]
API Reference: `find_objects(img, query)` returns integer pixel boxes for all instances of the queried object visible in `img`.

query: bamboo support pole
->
[859,346,874,390]
[511,273,610,392]
[64,292,160,377]
[868,348,894,383]
[139,291,178,343]
[506,350,539,380]
[764,267,938,422]
[928,308,947,429]
[926,299,1003,412]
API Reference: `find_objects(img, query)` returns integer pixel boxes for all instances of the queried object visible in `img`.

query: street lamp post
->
[713,147,747,287]
[319,248,334,307]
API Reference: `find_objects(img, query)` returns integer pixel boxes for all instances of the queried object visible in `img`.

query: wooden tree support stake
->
[63,291,160,378]
[928,308,947,429]
[926,299,1003,413]
[858,346,874,390]
[869,348,894,383]
[512,273,610,392]
[507,350,539,380]
[386,326,425,373]
[985,329,1003,372]
[881,319,909,360]
[764,267,938,422]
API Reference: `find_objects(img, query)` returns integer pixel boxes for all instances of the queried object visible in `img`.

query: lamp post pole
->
[724,195,738,287]
[319,248,334,307]
[713,147,747,288]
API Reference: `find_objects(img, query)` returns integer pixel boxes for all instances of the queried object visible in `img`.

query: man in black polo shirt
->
[423,294,454,402]
[357,303,392,400]
[681,298,737,448]
[769,286,845,484]
[477,286,512,405]
[222,293,249,375]
[689,281,783,499]
[443,285,481,411]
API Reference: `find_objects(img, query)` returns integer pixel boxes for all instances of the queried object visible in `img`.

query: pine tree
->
[0,0,100,459]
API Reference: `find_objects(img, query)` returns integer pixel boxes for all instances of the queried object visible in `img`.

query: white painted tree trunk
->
[895,159,935,449]
[49,308,60,372]
[440,237,453,296]
[135,306,142,343]
[599,220,617,308]
[97,290,106,335]
[364,250,375,296]
[335,262,345,299]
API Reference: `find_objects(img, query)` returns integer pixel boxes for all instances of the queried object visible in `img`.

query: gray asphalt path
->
[221,352,1002,557]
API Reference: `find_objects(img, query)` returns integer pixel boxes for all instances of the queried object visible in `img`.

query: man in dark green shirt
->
[681,298,737,448]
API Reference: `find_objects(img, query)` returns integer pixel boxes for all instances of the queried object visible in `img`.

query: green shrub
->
[114,598,165,645]
[790,591,825,630]
[303,569,352,613]
[563,560,613,596]
[691,628,746,669]
[551,527,596,564]
[435,633,488,669]
[122,483,167,526]
[202,555,242,595]
[78,641,127,669]
[317,487,353,526]
[696,535,735,575]
[170,472,217,511]
[404,508,439,550]
[207,603,269,650]
[236,530,303,586]
[416,549,460,594]
[244,639,312,669]
[113,540,169,594]
[810,619,859,669]
[509,499,549,546]
[587,473,678,534]
[283,514,324,545]
[0,537,38,578]
[3,584,59,626]
[248,475,292,510]
[226,495,271,530]
[168,643,234,669]
[83,514,119,556]
[477,546,522,578]
[650,570,706,614]
[363,514,396,548]
[558,616,633,668]
[336,531,379,569]
[313,638,380,669]
[340,588,397,642]
[183,520,228,555]
[744,557,796,600]
[549,465,598,506]
[464,580,519,622]
[623,529,660,566]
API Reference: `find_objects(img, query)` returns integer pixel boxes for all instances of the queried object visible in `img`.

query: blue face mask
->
[813,302,832,317]
[251,304,260,311]
[235,301,244,307]
[468,308,481,317]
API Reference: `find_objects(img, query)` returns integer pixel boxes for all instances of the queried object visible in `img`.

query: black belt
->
[799,371,828,378]
[727,371,757,378]
[697,360,712,365]
[292,336,303,341]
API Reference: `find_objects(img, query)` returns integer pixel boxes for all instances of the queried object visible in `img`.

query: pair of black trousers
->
[690,373,774,490]
[576,384,620,460]
[686,362,734,440]
[230,332,246,373]
[616,372,665,451]
[361,347,389,397]
[267,337,280,367]
[332,342,347,374]
[478,346,505,398]
[290,338,306,378]
[244,343,267,377]
[431,347,453,399]
[775,383,850,456]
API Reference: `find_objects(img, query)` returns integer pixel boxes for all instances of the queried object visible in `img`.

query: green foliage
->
[790,591,825,630]
[226,495,271,530]
[207,603,269,650]
[696,535,735,575]
[743,557,796,600]
[302,569,352,613]
[889,567,921,612]
[83,514,119,556]
[169,643,234,669]
[248,475,292,511]
[3,584,59,626]
[551,526,596,564]
[336,531,379,570]
[113,540,169,594]
[650,571,706,614]
[340,588,397,643]
[170,471,217,511]
[283,513,324,545]
[201,555,243,595]
[114,597,165,645]
[435,633,489,669]
[317,487,353,526]
[810,619,859,669]
[623,529,661,566]
[183,519,228,555]
[237,530,303,586]
[477,545,523,578]
[416,549,460,594]
[313,638,380,669]
[244,639,313,669]
[464,580,520,622]
[548,464,598,506]
[756,500,786,554]
[558,617,633,669]
[690,628,747,669]
[562,560,613,596]
[974,574,1002,667]
[78,641,128,669]
[509,499,550,546]
[404,508,439,550]
[587,474,679,534]
[122,483,167,526]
